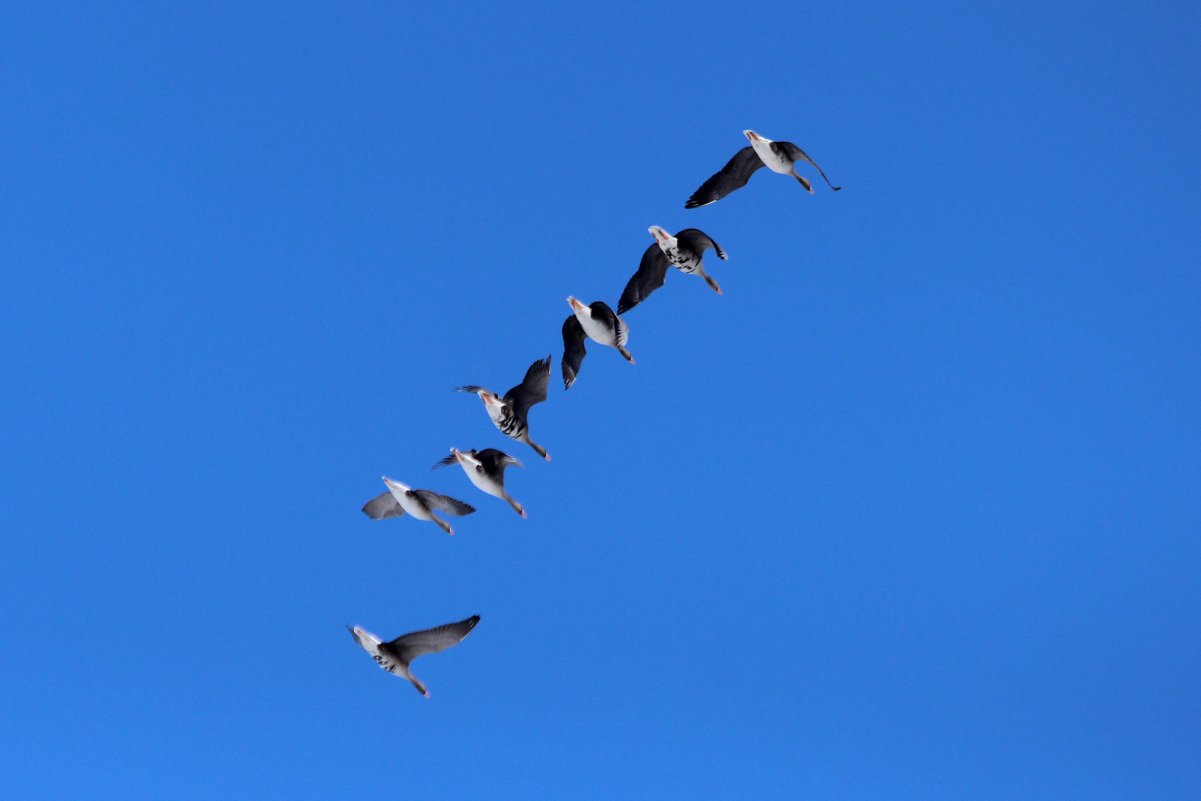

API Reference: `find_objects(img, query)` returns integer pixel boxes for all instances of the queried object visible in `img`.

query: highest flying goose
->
[347,615,480,697]
[685,129,841,208]
[561,296,634,389]
[457,356,552,461]
[434,447,527,518]
[361,476,475,535]
[618,226,728,314]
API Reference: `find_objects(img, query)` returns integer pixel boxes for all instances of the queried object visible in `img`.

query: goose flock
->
[350,129,841,696]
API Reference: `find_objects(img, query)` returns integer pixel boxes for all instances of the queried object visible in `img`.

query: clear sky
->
[3,2,1199,799]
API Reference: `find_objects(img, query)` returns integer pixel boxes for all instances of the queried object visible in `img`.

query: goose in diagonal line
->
[685,129,841,208]
[457,356,552,461]
[561,296,634,390]
[348,615,480,697]
[361,476,475,535]
[434,447,527,518]
[618,226,727,314]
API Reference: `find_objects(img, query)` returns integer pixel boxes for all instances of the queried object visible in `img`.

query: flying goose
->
[347,615,480,697]
[617,226,727,314]
[685,129,841,208]
[434,447,527,518]
[361,476,475,535]
[457,356,552,461]
[561,297,634,389]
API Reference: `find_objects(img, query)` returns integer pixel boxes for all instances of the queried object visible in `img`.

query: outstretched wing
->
[685,146,765,208]
[413,490,476,516]
[775,141,842,191]
[389,615,481,664]
[504,356,550,418]
[362,492,404,520]
[676,228,727,260]
[618,243,671,314]
[431,452,459,470]
[561,314,586,390]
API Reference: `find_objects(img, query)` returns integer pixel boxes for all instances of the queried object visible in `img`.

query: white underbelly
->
[579,313,617,347]
[466,468,504,499]
[395,492,433,520]
[751,139,792,174]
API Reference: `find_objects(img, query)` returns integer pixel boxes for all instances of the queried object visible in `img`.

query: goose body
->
[348,615,480,697]
[561,297,634,389]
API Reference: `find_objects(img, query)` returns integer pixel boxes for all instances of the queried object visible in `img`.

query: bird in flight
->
[347,615,480,697]
[433,447,527,518]
[361,476,475,535]
[561,297,634,390]
[618,226,728,314]
[685,129,841,208]
[457,356,552,461]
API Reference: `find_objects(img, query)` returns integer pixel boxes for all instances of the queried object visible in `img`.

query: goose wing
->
[388,615,481,664]
[361,492,404,520]
[477,448,522,476]
[675,228,728,260]
[617,243,670,314]
[413,490,476,516]
[431,452,459,470]
[561,315,587,390]
[684,146,765,208]
[775,141,842,191]
[504,356,551,418]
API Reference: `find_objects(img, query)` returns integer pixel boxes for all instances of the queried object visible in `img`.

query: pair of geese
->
[351,130,841,695]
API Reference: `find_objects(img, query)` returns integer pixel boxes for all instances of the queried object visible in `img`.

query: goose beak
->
[567,296,585,312]
[744,129,761,142]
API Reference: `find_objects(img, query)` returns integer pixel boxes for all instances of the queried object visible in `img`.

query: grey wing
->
[776,141,842,191]
[362,492,404,520]
[413,489,476,516]
[676,228,728,260]
[505,356,550,418]
[390,615,481,663]
[617,244,670,314]
[684,146,765,208]
[561,314,587,390]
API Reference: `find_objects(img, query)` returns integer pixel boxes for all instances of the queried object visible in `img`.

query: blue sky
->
[2,2,1199,799]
